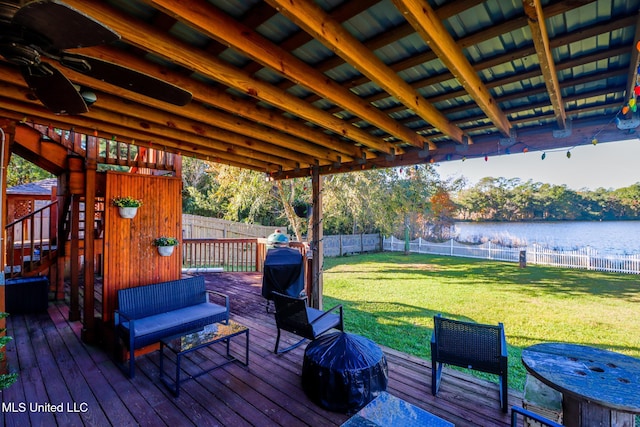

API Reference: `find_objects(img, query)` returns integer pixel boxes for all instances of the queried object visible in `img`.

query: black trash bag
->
[302,332,388,413]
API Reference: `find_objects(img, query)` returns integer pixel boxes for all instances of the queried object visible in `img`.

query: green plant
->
[0,312,18,390]
[111,196,143,208]
[152,236,179,246]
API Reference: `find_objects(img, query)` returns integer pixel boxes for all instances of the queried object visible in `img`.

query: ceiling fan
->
[0,0,192,114]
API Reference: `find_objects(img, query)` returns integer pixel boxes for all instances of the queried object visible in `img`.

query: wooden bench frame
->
[114,276,229,378]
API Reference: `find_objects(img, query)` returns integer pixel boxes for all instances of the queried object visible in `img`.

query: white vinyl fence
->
[383,236,640,274]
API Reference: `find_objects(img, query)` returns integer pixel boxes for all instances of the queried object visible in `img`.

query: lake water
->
[453,221,640,255]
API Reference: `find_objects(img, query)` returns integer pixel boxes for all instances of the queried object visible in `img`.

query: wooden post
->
[0,121,13,375]
[69,195,81,321]
[82,136,97,344]
[310,166,323,310]
[0,123,13,300]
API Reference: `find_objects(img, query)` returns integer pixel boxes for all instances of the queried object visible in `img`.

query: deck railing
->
[383,236,640,274]
[30,123,178,171]
[182,238,267,272]
[5,201,58,277]
[181,238,309,273]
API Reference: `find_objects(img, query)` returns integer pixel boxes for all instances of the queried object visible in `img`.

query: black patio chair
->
[431,314,509,412]
[510,406,563,427]
[271,291,344,354]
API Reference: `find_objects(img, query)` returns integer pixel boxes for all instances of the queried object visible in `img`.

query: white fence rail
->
[383,236,640,274]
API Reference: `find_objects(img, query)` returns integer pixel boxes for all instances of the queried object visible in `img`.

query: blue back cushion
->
[118,276,206,319]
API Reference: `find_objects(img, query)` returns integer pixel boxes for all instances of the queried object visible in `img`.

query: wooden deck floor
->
[1,272,522,426]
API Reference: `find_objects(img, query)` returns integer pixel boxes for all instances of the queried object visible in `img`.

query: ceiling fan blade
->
[21,62,88,114]
[60,53,193,106]
[13,0,119,50]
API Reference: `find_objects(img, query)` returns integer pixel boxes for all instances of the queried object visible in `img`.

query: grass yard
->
[322,251,640,391]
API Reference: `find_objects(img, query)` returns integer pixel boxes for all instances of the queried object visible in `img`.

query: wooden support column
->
[81,137,97,344]
[69,195,81,321]
[0,120,13,375]
[0,121,14,310]
[310,166,323,309]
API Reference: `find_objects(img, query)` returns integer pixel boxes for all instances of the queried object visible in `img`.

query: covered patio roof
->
[1,0,639,179]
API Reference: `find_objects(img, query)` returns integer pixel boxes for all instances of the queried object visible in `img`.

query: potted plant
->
[112,196,142,219]
[292,199,311,218]
[152,236,179,256]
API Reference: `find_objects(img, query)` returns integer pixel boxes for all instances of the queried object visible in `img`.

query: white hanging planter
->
[157,245,175,256]
[118,206,138,219]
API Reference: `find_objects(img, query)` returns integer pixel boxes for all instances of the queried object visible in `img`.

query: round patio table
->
[521,342,640,427]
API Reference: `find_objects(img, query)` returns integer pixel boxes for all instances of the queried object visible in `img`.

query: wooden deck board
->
[2,272,521,426]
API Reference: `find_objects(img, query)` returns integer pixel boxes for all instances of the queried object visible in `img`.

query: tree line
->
[181,159,640,240]
[455,177,640,222]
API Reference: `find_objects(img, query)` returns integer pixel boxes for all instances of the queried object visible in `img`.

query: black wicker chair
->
[510,406,563,427]
[272,291,344,354]
[431,314,509,412]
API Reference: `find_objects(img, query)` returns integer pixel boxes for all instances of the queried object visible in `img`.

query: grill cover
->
[261,247,304,299]
[302,332,388,413]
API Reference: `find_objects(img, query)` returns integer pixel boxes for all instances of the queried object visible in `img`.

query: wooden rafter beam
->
[265,0,467,147]
[0,83,283,171]
[0,66,328,170]
[1,109,274,173]
[392,0,512,138]
[78,45,371,162]
[63,0,397,156]
[0,105,271,172]
[523,0,567,129]
[146,0,427,151]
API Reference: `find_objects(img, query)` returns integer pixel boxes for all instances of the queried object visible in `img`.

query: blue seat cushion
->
[119,302,227,348]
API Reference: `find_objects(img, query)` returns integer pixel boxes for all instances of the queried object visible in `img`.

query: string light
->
[541,152,546,160]
[566,151,571,158]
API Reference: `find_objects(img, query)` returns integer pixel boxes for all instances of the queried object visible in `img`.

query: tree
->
[6,154,53,187]
[427,188,458,240]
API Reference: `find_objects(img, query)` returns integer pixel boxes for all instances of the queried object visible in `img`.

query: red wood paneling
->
[102,172,182,322]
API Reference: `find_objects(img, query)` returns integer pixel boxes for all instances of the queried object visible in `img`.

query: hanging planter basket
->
[118,206,138,219]
[293,203,312,218]
[153,237,179,256]
[157,245,175,257]
[112,196,142,219]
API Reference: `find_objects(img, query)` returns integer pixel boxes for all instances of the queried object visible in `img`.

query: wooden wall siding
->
[102,171,182,323]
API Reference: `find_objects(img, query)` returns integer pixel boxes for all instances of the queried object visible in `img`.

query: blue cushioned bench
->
[114,275,229,378]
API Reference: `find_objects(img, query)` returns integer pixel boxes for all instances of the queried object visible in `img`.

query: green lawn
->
[322,252,640,391]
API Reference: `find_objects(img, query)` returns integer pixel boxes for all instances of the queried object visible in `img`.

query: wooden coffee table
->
[159,320,249,396]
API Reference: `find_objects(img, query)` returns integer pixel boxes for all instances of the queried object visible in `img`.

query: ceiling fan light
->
[80,90,97,105]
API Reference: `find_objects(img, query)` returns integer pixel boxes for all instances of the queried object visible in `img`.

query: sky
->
[434,138,640,191]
